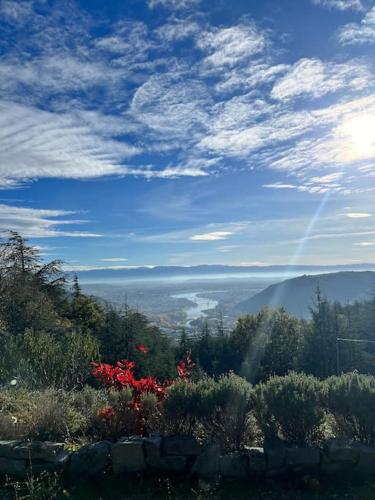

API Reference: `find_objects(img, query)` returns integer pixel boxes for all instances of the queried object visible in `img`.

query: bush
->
[0,386,108,442]
[0,330,99,390]
[164,374,254,450]
[252,372,325,445]
[164,379,203,433]
[323,372,375,445]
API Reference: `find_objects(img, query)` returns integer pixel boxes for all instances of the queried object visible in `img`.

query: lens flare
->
[335,114,375,161]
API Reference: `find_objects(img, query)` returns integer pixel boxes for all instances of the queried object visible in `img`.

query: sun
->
[335,114,375,162]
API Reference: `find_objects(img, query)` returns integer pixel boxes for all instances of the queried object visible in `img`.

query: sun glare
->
[336,114,375,161]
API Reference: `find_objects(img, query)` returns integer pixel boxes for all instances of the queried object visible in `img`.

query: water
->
[171,292,219,326]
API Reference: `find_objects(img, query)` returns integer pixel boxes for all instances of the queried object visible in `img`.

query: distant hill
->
[75,264,375,283]
[236,271,375,318]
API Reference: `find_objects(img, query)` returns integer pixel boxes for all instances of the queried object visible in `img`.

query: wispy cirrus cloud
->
[148,0,200,9]
[197,23,268,72]
[0,204,101,238]
[190,231,233,241]
[337,7,375,45]
[312,0,364,11]
[345,212,372,218]
[271,58,371,101]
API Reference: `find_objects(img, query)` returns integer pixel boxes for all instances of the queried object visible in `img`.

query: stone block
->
[163,435,201,456]
[192,443,220,480]
[324,439,359,464]
[286,447,321,467]
[247,447,266,474]
[220,452,249,478]
[70,441,111,479]
[111,438,146,474]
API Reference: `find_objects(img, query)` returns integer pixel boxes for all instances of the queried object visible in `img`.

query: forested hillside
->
[236,271,375,318]
[1,232,375,389]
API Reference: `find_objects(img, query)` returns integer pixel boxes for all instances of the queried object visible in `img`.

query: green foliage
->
[323,372,375,444]
[261,308,304,378]
[0,329,99,390]
[164,374,253,450]
[252,372,325,445]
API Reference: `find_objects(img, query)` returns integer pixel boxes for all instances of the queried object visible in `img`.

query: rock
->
[163,435,201,457]
[320,453,345,476]
[247,447,266,474]
[266,447,286,472]
[0,441,66,462]
[111,438,146,474]
[353,444,375,475]
[69,441,111,479]
[324,439,359,464]
[144,435,162,467]
[0,457,26,477]
[192,443,220,480]
[148,455,187,472]
[286,447,321,467]
[220,452,249,478]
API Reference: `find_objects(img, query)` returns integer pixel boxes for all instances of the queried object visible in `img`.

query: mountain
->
[236,271,375,318]
[75,264,375,283]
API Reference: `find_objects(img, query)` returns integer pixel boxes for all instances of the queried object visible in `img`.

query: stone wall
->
[0,436,374,482]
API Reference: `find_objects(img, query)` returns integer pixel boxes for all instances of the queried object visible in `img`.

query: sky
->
[0,0,374,270]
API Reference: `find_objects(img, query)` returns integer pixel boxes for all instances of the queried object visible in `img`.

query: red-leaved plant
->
[92,347,195,436]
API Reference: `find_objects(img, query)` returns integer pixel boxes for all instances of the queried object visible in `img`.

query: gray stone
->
[220,452,249,478]
[266,446,286,472]
[247,447,266,474]
[192,443,220,480]
[0,457,27,477]
[324,439,359,464]
[353,444,375,475]
[286,447,321,467]
[148,455,187,472]
[70,441,111,479]
[0,441,66,462]
[111,438,146,474]
[163,435,201,456]
[144,435,162,467]
[320,454,344,476]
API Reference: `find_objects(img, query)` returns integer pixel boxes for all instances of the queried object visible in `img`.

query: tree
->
[261,308,304,378]
[0,232,67,335]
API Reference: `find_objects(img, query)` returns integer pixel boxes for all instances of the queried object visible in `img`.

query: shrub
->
[323,373,375,445]
[203,373,254,450]
[252,372,325,445]
[0,386,109,442]
[0,330,99,390]
[93,387,138,440]
[164,374,254,450]
[164,379,202,433]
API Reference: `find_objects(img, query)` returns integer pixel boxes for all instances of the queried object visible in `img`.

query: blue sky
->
[0,0,374,269]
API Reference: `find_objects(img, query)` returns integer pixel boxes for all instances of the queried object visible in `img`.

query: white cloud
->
[0,204,101,238]
[0,0,34,23]
[337,7,375,45]
[263,183,301,190]
[155,18,200,41]
[0,101,140,187]
[148,0,200,9]
[271,58,371,101]
[99,258,129,262]
[346,212,371,218]
[190,231,233,241]
[312,0,364,11]
[197,24,267,70]
[354,241,375,246]
[130,74,211,138]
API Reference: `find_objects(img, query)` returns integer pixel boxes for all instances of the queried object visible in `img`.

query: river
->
[171,292,219,327]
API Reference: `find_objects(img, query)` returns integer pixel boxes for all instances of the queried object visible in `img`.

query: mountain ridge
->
[236,271,375,318]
